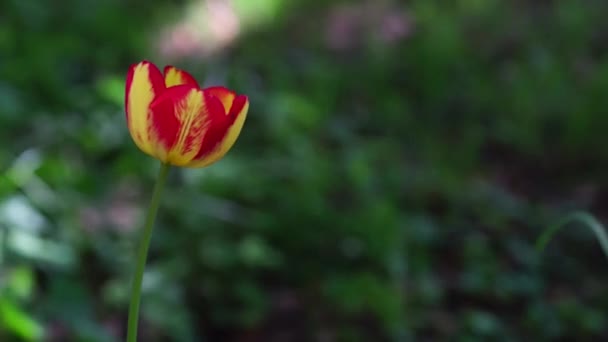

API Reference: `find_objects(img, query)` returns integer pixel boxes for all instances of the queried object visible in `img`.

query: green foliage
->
[2,0,608,340]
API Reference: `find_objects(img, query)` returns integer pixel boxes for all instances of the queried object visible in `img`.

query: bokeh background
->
[2,0,608,341]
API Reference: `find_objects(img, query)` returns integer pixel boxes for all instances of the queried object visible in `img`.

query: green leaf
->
[537,211,608,262]
[0,298,44,341]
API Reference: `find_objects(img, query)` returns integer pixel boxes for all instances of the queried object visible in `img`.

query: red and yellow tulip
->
[125,61,249,167]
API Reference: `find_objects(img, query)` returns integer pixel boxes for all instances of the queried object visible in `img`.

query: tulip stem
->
[126,162,171,342]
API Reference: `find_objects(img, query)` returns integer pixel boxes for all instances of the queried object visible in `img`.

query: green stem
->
[126,162,171,342]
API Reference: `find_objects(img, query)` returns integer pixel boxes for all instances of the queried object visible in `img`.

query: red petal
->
[204,86,236,114]
[150,85,227,165]
[186,92,249,168]
[192,95,233,160]
[228,95,248,117]
[125,61,165,115]
[164,66,200,88]
[147,85,193,153]
[125,61,166,155]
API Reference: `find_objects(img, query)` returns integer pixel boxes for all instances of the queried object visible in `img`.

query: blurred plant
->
[0,266,43,341]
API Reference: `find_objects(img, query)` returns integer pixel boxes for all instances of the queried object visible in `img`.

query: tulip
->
[124,61,249,342]
[125,61,249,167]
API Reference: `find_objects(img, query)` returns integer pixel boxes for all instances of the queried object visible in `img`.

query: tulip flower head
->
[125,61,248,167]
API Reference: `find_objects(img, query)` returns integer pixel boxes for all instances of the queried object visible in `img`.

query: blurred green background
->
[2,0,608,340]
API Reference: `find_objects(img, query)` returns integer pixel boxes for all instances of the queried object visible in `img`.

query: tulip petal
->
[146,86,185,161]
[164,66,200,88]
[186,94,249,168]
[150,85,225,166]
[125,61,166,156]
[204,86,236,114]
